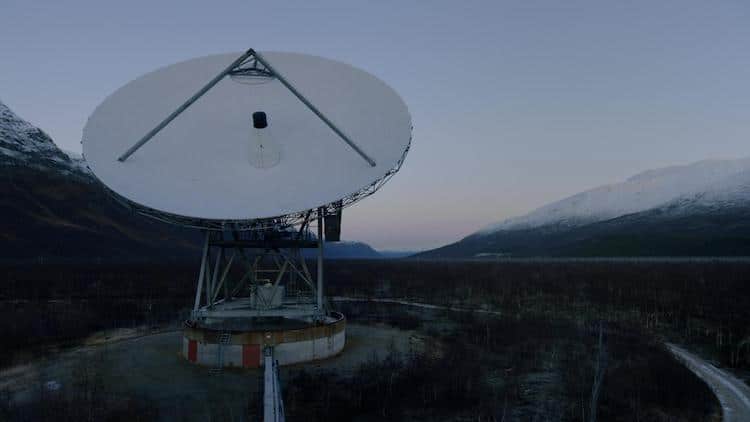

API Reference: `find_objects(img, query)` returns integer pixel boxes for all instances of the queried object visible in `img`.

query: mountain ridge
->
[480,157,750,234]
[0,100,89,179]
[418,158,750,258]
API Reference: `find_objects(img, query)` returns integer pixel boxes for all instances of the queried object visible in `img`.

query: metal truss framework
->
[190,210,328,322]
[117,48,376,166]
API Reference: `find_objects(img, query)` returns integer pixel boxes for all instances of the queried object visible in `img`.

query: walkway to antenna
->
[264,347,285,422]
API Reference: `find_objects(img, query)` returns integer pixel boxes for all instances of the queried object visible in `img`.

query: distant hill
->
[418,158,750,258]
[0,100,381,262]
[304,241,382,259]
[378,250,418,259]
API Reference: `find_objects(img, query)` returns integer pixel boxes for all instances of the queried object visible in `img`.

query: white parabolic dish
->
[83,52,411,223]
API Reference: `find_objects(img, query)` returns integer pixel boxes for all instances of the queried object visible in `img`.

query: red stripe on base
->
[188,339,197,362]
[242,344,260,368]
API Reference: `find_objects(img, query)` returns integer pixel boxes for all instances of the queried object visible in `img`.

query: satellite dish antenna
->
[83,50,411,226]
[82,50,412,377]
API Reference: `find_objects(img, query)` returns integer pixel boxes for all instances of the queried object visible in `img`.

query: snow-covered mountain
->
[480,158,750,234]
[0,100,89,178]
[418,158,750,258]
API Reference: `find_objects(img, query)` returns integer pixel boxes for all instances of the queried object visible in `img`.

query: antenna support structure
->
[191,211,328,322]
[117,48,376,167]
[182,208,345,370]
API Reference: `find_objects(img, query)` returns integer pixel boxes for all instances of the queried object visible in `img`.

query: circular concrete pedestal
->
[182,312,346,368]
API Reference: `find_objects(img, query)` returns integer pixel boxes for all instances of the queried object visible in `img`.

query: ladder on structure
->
[263,347,285,422]
[210,332,232,374]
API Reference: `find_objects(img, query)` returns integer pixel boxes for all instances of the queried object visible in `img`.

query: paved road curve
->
[663,344,750,422]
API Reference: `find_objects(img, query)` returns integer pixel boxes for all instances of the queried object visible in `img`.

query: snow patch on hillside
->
[480,157,750,234]
[61,149,91,174]
[0,100,89,176]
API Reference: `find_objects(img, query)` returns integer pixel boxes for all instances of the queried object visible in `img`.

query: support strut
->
[117,48,376,167]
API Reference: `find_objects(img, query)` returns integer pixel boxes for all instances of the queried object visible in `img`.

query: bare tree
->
[589,322,608,422]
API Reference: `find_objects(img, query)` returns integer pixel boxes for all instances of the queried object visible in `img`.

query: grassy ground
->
[0,303,718,421]
[324,259,750,376]
[0,259,740,420]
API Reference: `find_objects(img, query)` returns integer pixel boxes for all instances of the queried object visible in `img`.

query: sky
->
[1,1,749,251]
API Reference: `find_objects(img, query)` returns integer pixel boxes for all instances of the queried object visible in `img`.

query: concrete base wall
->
[274,329,346,366]
[181,313,346,368]
[181,339,247,367]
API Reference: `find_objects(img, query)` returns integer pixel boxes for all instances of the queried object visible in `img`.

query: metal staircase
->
[210,332,232,374]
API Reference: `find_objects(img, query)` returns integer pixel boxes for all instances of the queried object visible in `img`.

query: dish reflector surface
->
[83,52,411,222]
